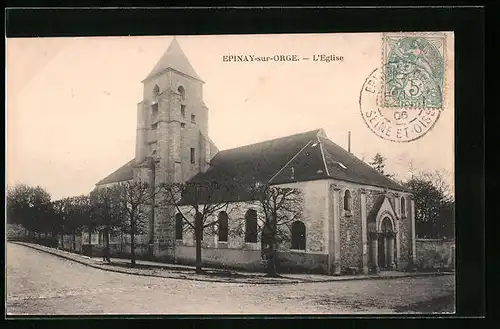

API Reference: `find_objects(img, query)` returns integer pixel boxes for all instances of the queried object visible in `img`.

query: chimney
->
[348,131,351,153]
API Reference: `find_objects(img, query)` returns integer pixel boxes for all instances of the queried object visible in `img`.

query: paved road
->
[6,243,455,315]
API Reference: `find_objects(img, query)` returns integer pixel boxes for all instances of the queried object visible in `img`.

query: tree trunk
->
[195,230,202,274]
[195,217,203,274]
[266,219,279,277]
[72,231,76,252]
[104,226,110,263]
[130,231,136,267]
[130,219,136,267]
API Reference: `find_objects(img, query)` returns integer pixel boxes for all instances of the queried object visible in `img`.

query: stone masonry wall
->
[416,239,455,270]
[338,186,362,272]
[330,179,413,273]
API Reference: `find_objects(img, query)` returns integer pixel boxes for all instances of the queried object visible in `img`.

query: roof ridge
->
[217,129,322,153]
[268,140,315,183]
[319,136,407,190]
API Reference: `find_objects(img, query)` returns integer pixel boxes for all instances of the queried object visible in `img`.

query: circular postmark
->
[359,68,441,142]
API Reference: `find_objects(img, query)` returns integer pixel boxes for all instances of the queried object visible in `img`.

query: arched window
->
[218,211,228,242]
[178,86,185,100]
[175,213,183,240]
[401,197,406,218]
[343,190,352,211]
[153,84,160,97]
[244,209,258,243]
[291,221,306,250]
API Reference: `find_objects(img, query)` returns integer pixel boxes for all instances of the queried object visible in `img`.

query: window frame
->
[244,209,258,243]
[290,221,306,251]
[190,148,196,164]
[343,189,352,215]
[400,196,407,219]
[218,211,229,243]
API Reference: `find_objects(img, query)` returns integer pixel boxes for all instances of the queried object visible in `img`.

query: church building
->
[96,39,417,275]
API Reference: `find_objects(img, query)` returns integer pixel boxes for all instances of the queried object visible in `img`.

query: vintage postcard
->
[6,33,455,315]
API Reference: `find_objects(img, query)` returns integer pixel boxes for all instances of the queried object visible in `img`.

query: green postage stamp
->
[381,33,446,109]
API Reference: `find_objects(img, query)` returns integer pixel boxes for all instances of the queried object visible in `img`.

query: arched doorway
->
[378,217,396,270]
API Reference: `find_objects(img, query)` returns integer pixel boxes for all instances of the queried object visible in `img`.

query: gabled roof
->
[190,128,409,196]
[319,137,407,191]
[143,38,203,82]
[190,129,326,187]
[95,159,135,186]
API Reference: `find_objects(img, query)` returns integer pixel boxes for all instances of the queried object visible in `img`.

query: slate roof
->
[190,129,326,186]
[95,159,135,186]
[96,129,408,196]
[190,129,407,193]
[143,38,203,82]
[319,137,407,191]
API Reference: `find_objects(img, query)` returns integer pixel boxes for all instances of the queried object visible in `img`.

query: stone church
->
[95,39,417,275]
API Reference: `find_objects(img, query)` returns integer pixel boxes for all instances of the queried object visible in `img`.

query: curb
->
[10,242,454,285]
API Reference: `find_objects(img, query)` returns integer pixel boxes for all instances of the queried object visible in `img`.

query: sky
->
[6,34,454,200]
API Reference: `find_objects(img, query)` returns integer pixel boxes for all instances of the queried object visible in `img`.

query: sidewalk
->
[11,242,453,285]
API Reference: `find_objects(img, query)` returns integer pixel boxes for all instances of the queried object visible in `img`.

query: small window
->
[245,209,258,243]
[343,190,352,211]
[178,86,185,100]
[181,123,186,129]
[291,221,306,250]
[153,85,160,97]
[175,213,183,240]
[181,105,186,118]
[218,212,229,242]
[401,197,406,218]
[191,114,196,123]
[151,103,159,114]
[151,122,158,130]
[190,148,195,164]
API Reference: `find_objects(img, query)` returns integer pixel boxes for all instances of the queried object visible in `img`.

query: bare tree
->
[115,180,159,267]
[161,181,236,274]
[247,183,303,277]
[65,195,90,252]
[90,185,122,263]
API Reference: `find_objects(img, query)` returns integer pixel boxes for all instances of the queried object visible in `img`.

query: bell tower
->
[134,38,218,258]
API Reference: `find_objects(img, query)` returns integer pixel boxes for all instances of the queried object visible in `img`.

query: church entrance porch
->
[369,217,396,273]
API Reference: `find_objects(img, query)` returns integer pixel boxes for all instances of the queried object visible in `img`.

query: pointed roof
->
[143,38,203,82]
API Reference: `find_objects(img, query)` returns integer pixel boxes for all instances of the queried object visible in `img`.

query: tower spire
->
[142,37,203,83]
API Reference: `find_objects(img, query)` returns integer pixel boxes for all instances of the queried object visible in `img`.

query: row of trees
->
[7,180,302,277]
[369,152,455,239]
[7,152,454,276]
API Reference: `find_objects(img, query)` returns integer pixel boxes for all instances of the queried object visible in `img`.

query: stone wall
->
[415,239,455,270]
[329,179,413,273]
[338,186,362,271]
